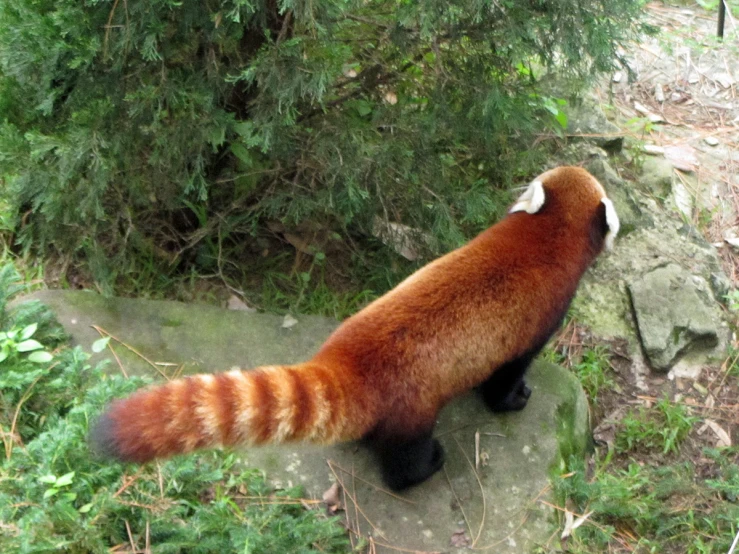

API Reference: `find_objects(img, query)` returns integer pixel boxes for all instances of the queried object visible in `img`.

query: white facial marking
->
[601,197,620,250]
[510,180,546,214]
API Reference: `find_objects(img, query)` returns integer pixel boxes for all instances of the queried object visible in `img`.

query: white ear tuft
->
[601,197,620,250]
[510,180,546,214]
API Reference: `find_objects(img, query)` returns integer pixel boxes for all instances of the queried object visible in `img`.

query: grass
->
[544,343,616,406]
[259,267,376,320]
[547,315,738,553]
[616,395,699,455]
[0,263,353,554]
[571,347,615,405]
[553,450,739,553]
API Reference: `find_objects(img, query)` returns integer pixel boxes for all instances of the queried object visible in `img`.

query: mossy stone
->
[18,290,590,552]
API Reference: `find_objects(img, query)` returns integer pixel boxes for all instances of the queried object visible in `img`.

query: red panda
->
[91,166,619,491]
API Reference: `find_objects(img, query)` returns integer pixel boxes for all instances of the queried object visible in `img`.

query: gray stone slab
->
[627,264,722,372]
[21,290,339,376]
[254,362,588,553]
[17,290,589,553]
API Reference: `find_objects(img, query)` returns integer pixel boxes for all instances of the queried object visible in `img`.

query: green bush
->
[0,0,648,294]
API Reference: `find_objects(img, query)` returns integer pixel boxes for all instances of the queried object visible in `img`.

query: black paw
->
[487,380,532,412]
[429,438,445,474]
[380,438,446,491]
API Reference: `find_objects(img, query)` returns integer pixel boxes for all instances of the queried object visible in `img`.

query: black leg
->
[480,353,535,413]
[373,430,445,491]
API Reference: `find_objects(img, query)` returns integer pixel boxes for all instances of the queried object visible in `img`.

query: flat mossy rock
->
[19,290,589,552]
[21,290,339,376]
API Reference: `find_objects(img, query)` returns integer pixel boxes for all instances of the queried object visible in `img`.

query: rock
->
[638,156,674,195]
[555,143,609,165]
[574,279,632,340]
[227,295,256,312]
[671,178,693,218]
[16,290,591,553]
[19,290,339,376]
[574,191,731,364]
[566,98,623,153]
[633,102,664,123]
[710,272,731,304]
[634,101,650,115]
[664,144,699,172]
[704,136,720,147]
[714,73,735,89]
[638,156,700,219]
[642,144,665,155]
[627,264,722,372]
[654,84,665,103]
[372,217,436,261]
[583,156,649,234]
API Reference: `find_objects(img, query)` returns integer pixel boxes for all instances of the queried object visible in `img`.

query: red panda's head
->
[510,166,620,251]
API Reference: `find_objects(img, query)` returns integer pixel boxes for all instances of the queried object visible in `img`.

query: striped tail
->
[91,362,366,464]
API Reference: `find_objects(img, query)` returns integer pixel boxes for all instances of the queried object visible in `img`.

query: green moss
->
[162,318,183,327]
[534,361,592,476]
[573,281,632,338]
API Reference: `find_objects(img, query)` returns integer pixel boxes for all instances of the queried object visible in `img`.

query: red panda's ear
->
[510,180,545,214]
[601,197,619,250]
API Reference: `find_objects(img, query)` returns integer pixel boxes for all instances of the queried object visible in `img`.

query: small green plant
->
[705,447,739,502]
[39,471,77,501]
[0,322,53,363]
[572,347,614,404]
[542,96,569,134]
[542,342,615,405]
[725,289,739,311]
[616,396,698,455]
[724,346,739,380]
[623,116,659,172]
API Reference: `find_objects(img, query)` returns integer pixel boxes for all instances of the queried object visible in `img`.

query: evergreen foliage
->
[0,0,647,293]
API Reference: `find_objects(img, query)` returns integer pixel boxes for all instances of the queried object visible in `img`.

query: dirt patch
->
[606,3,739,254]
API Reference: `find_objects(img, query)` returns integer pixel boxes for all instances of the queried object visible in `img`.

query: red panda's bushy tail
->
[91,362,365,464]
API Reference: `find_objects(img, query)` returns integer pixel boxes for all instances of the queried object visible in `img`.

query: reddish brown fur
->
[92,167,616,484]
